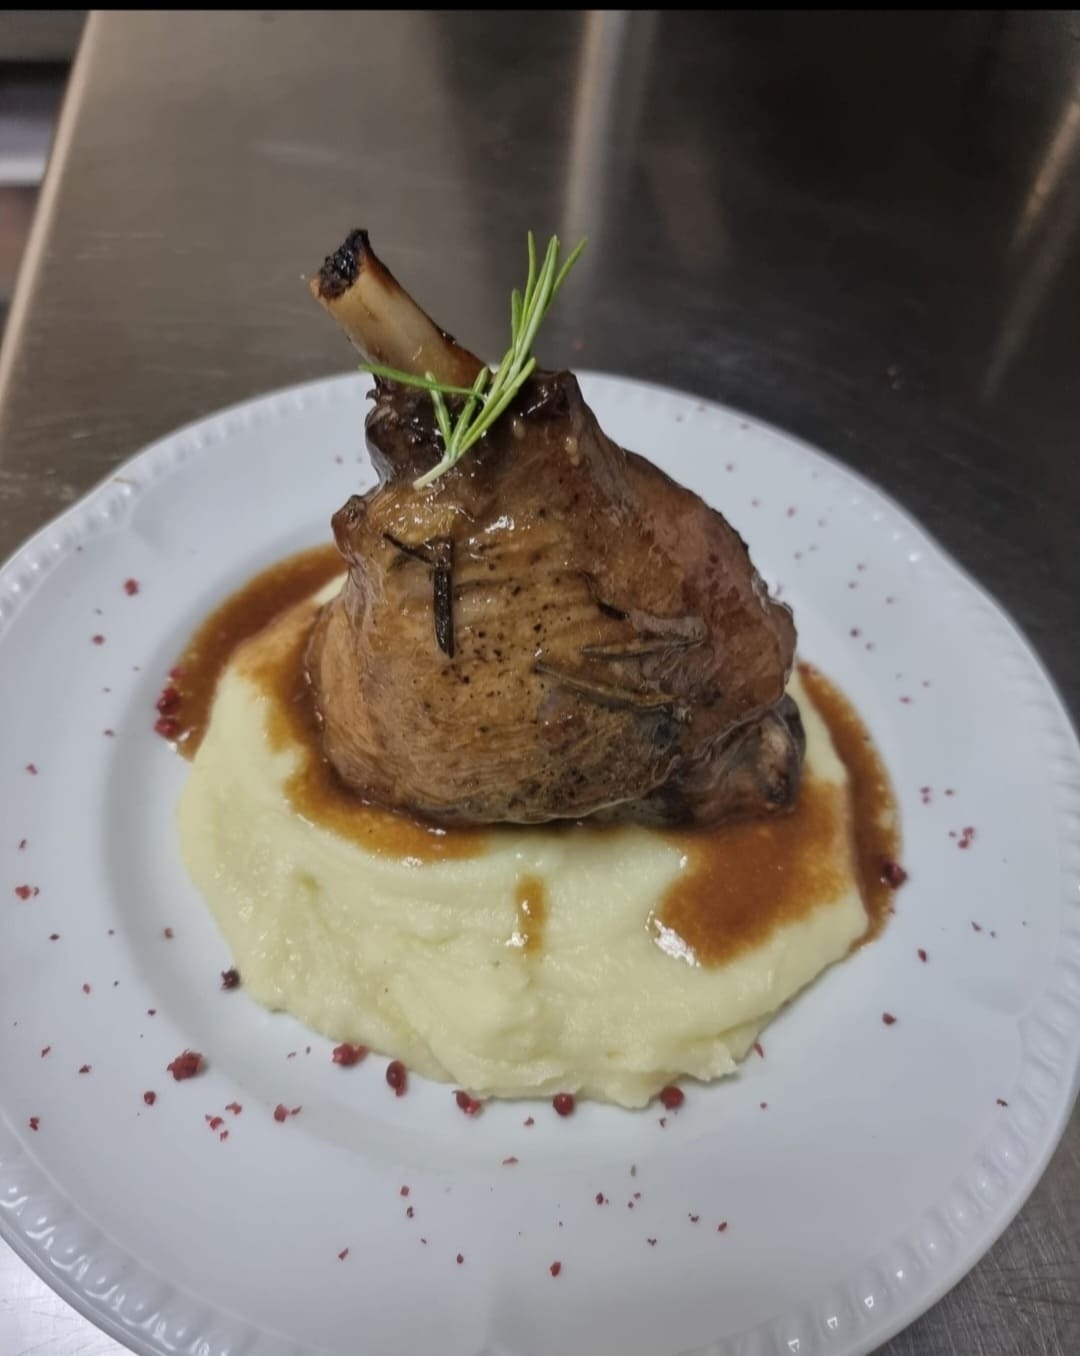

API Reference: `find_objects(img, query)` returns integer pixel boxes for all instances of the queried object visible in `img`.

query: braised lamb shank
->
[307,231,803,827]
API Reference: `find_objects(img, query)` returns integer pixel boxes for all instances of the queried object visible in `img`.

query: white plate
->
[1,373,1078,1356]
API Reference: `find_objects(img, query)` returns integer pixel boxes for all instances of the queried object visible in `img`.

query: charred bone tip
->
[314,228,370,301]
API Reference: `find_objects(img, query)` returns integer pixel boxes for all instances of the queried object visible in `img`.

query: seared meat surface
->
[307,232,803,826]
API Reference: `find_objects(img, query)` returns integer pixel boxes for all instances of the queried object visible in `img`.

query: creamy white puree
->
[179,587,866,1107]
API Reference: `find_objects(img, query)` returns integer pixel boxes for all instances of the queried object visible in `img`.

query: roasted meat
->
[307,231,803,826]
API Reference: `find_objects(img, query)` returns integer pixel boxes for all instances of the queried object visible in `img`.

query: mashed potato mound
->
[178,587,867,1107]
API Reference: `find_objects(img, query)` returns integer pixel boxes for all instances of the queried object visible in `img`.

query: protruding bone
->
[310,229,484,387]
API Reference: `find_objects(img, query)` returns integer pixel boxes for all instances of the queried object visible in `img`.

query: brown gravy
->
[797,662,901,947]
[172,544,345,759]
[169,549,901,949]
[170,543,486,863]
[657,778,852,966]
[509,876,547,953]
[657,662,900,965]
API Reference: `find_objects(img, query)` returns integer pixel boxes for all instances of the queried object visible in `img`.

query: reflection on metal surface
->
[983,70,1080,399]
[1013,85,1080,249]
[563,11,629,250]
[561,9,657,308]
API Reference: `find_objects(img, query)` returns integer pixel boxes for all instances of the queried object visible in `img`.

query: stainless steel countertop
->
[1,11,1078,1355]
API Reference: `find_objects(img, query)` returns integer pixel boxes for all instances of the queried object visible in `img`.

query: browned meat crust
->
[306,347,802,826]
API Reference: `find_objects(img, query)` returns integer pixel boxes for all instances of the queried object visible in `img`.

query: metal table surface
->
[1,10,1078,1355]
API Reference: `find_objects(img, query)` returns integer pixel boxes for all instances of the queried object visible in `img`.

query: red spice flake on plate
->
[123,578,140,596]
[595,1192,606,1205]
[28,1116,39,1131]
[163,927,174,939]
[103,728,115,737]
[25,763,37,775]
[48,933,59,941]
[273,1104,289,1122]
[880,859,908,888]
[219,1129,229,1141]
[225,1101,242,1115]
[143,1091,156,1106]
[220,967,241,990]
[40,1046,50,1058]
[156,687,180,714]
[400,1185,410,1197]
[456,1253,464,1265]
[689,1214,700,1223]
[386,1060,407,1095]
[523,1116,535,1127]
[154,716,180,739]
[753,1041,765,1058]
[659,1085,684,1110]
[945,787,955,796]
[91,634,105,646]
[549,1261,562,1277]
[147,1008,156,1016]
[899,695,912,705]
[552,1092,575,1117]
[717,1221,728,1233]
[17,838,27,850]
[971,920,983,933]
[331,1042,367,1066]
[647,1238,657,1247]
[658,1117,668,1128]
[882,1012,897,1026]
[206,1115,224,1131]
[14,885,38,900]
[78,1064,91,1074]
[501,1156,519,1166]
[454,1089,483,1115]
[406,1204,415,1218]
[759,1101,768,1110]
[996,1098,1009,1107]
[958,826,976,849]
[81,983,91,994]
[917,948,928,962]
[920,786,932,804]
[167,1050,203,1080]
[337,1247,349,1261]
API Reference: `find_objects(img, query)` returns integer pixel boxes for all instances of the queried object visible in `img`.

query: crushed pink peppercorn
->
[167,1050,203,1080]
[332,1042,367,1066]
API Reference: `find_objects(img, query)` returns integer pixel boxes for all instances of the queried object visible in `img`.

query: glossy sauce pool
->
[165,545,902,959]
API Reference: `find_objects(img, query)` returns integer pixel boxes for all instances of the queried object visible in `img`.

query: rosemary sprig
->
[359,232,586,489]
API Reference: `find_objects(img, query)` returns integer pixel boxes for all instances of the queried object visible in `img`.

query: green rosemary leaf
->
[410,232,586,490]
[427,378,453,449]
[359,363,482,399]
[551,237,588,301]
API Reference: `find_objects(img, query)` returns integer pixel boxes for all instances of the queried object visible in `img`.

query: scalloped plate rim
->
[0,370,1077,1356]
